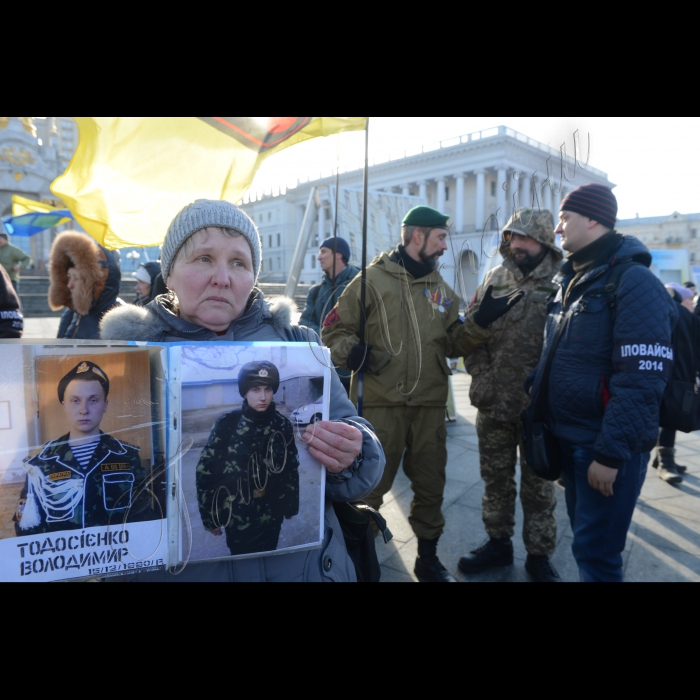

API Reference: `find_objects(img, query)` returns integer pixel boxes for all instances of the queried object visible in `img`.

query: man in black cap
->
[527,184,677,582]
[301,236,360,335]
[196,360,301,557]
[323,205,523,583]
[14,361,151,536]
[301,237,360,394]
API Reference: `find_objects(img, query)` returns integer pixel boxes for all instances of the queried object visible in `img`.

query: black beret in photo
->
[238,361,280,397]
[58,361,110,403]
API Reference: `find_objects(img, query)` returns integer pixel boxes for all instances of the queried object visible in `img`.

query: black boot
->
[657,448,683,485]
[414,538,457,583]
[525,554,562,583]
[458,538,514,574]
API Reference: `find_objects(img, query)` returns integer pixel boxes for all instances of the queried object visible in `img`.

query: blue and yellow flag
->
[51,117,367,250]
[2,195,74,237]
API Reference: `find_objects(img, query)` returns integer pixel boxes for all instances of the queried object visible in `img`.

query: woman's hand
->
[303,421,363,474]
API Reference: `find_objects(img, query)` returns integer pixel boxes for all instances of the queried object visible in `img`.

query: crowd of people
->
[0,183,691,583]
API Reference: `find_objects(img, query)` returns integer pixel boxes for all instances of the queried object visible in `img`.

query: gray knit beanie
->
[161,200,262,283]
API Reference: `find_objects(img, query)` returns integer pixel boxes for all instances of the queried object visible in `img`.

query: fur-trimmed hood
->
[100,289,298,343]
[49,232,121,316]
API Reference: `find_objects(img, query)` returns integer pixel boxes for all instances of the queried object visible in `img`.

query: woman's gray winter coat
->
[100,290,385,582]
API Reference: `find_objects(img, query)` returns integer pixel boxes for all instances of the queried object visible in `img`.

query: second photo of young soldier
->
[179,345,329,564]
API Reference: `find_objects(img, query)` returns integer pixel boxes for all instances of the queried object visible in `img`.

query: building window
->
[445,186,450,202]
[311,255,316,269]
[692,253,697,263]
[277,233,281,247]
[692,229,698,239]
[490,181,496,197]
[269,235,272,248]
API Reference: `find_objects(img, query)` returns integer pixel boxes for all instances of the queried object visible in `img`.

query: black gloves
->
[347,344,373,373]
[473,285,525,329]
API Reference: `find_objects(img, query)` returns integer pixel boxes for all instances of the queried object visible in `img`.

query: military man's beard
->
[419,242,443,271]
[513,249,547,272]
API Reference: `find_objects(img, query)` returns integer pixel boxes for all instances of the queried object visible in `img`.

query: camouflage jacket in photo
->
[15,432,151,536]
[196,401,300,543]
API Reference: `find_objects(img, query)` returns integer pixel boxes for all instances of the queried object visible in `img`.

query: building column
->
[475,169,486,231]
[544,179,553,213]
[521,172,532,210]
[508,171,520,214]
[402,184,411,197]
[497,167,507,229]
[556,187,566,220]
[419,180,428,202]
[455,173,466,233]
[318,204,326,240]
[436,177,447,213]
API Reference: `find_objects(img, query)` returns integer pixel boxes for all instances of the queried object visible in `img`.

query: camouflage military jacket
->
[466,252,562,423]
[196,401,300,544]
[15,433,150,535]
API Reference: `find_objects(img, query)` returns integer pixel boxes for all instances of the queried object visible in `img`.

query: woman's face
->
[245,386,274,412]
[135,280,151,298]
[167,228,255,332]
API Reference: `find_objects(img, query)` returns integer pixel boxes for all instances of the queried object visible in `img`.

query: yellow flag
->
[51,117,368,250]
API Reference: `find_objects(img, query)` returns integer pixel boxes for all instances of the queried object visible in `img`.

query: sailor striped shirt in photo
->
[70,437,101,469]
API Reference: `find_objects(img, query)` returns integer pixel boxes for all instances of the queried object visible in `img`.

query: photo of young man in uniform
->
[196,361,301,557]
[14,361,153,536]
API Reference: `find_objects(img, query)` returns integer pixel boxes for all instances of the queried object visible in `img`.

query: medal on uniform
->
[425,288,452,314]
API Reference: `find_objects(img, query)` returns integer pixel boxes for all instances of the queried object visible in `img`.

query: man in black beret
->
[196,361,301,557]
[14,361,152,536]
[323,205,524,583]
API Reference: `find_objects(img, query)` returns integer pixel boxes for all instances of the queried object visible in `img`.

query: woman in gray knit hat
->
[100,199,385,583]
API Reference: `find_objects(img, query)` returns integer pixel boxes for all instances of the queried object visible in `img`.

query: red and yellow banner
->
[51,117,367,250]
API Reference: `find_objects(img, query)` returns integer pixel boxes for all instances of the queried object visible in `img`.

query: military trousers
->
[363,406,447,541]
[476,411,557,557]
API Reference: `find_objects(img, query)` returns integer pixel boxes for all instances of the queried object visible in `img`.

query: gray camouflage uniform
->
[466,209,562,556]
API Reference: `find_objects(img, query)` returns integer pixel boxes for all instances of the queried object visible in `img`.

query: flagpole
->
[358,117,370,418]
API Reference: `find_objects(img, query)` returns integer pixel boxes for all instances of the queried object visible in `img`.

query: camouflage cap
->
[501,208,562,261]
[238,361,280,397]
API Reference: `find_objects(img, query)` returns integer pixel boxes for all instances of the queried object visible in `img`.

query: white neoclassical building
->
[240,125,613,303]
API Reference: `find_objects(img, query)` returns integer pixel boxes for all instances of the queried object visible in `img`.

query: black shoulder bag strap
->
[533,307,574,422]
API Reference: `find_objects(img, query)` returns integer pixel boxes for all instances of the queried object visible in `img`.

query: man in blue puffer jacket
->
[528,184,678,583]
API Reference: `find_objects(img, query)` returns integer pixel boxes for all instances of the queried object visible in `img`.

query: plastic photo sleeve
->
[0,344,168,582]
[167,343,331,569]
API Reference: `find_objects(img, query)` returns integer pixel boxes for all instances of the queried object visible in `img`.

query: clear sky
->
[250,117,700,221]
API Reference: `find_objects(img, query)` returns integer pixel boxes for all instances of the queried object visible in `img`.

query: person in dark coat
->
[651,283,695,484]
[0,264,23,338]
[133,261,162,307]
[100,199,385,582]
[528,184,678,583]
[300,237,360,393]
[196,361,300,557]
[49,231,123,340]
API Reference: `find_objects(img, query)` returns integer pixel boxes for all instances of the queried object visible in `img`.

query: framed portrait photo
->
[170,343,332,567]
[0,344,168,582]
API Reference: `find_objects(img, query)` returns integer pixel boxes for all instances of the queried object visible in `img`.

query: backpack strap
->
[604,257,646,318]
